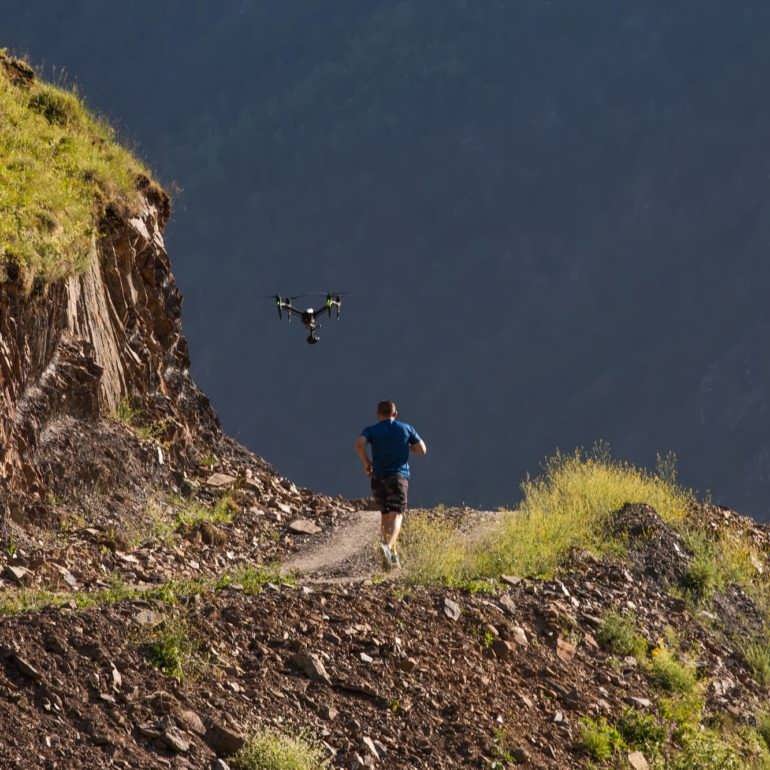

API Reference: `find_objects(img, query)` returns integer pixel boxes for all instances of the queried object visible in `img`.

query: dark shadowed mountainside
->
[5,1,770,515]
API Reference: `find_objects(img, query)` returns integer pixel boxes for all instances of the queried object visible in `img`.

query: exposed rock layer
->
[0,183,218,516]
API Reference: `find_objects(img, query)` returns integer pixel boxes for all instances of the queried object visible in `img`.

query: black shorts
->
[371,475,409,514]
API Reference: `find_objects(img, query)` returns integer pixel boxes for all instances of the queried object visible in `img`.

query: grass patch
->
[230,728,328,770]
[217,565,293,595]
[650,645,697,694]
[597,612,648,660]
[616,708,665,758]
[578,716,625,761]
[402,447,692,584]
[681,528,761,604]
[0,564,288,616]
[758,713,770,751]
[742,641,770,687]
[480,449,692,578]
[113,398,172,442]
[0,52,149,282]
[177,495,238,529]
[580,701,770,769]
[145,613,202,681]
[400,513,471,586]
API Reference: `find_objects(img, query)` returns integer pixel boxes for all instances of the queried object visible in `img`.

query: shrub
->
[650,646,697,694]
[477,450,692,578]
[668,727,746,770]
[616,708,665,756]
[230,728,328,770]
[681,548,722,602]
[145,615,200,681]
[578,717,625,760]
[597,612,648,660]
[28,86,81,127]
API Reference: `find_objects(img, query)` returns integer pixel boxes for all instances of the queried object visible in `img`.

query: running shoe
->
[379,542,393,571]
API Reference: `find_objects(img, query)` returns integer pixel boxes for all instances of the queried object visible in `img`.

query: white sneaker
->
[390,549,401,570]
[379,543,393,571]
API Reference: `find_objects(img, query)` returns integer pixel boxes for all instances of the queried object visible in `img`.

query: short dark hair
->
[377,400,397,417]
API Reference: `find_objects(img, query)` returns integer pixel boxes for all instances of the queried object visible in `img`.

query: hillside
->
[5,49,770,770]
[5,2,770,515]
[0,49,350,549]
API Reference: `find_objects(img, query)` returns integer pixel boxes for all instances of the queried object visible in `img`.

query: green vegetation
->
[113,399,172,442]
[597,612,648,660]
[681,528,760,603]
[0,52,148,282]
[578,626,770,769]
[217,565,294,594]
[145,613,202,681]
[177,495,238,529]
[757,713,770,752]
[100,493,240,549]
[230,728,328,770]
[580,700,770,769]
[402,448,692,584]
[616,708,665,756]
[0,564,287,616]
[742,641,770,687]
[658,692,770,770]
[579,717,625,761]
[650,645,697,694]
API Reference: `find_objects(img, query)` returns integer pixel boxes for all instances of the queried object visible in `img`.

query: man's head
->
[377,400,398,420]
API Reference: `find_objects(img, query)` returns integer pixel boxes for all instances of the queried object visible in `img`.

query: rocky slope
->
[1,504,770,769]
[0,51,353,579]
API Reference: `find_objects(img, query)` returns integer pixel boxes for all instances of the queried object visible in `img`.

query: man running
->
[355,400,427,569]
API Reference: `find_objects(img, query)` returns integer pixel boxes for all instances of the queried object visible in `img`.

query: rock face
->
[0,182,219,521]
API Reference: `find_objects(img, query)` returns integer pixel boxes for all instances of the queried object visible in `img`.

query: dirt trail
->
[281,508,503,583]
[280,509,381,582]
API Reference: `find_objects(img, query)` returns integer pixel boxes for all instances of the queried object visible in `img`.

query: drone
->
[273,292,343,344]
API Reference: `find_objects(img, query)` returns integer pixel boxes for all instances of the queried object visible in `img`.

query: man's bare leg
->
[381,513,403,551]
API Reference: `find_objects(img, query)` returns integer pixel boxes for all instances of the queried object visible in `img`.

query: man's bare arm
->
[410,439,428,456]
[355,435,373,475]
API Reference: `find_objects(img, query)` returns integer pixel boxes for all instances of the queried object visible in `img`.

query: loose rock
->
[288,518,322,535]
[443,598,462,621]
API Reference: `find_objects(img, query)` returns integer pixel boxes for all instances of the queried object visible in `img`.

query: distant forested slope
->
[6,1,770,515]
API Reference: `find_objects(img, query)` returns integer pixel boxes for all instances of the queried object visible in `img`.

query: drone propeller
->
[271,294,303,320]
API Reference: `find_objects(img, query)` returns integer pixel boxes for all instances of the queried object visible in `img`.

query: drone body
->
[274,293,343,344]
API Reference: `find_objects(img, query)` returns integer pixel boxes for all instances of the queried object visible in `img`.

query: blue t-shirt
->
[361,419,422,479]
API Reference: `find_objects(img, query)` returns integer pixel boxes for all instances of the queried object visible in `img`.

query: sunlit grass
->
[0,52,149,283]
[402,448,693,583]
[0,565,288,616]
[230,728,328,770]
[177,495,238,529]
